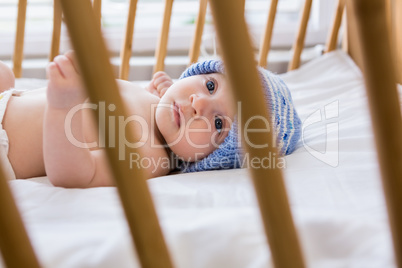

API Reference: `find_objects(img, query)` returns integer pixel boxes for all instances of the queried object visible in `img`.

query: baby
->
[0,51,301,188]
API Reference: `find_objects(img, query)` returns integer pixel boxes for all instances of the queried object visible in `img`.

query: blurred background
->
[0,0,337,80]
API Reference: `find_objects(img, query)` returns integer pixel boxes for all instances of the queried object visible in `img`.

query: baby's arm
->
[44,52,113,188]
[146,71,173,98]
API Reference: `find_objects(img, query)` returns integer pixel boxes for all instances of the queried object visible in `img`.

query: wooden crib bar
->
[325,0,345,53]
[288,0,312,71]
[258,0,278,68]
[154,0,174,74]
[93,0,102,27]
[13,0,27,78]
[0,169,40,267]
[49,0,62,62]
[208,0,305,267]
[188,0,208,65]
[4,0,402,267]
[59,0,173,267]
[348,0,402,267]
[119,0,139,80]
[15,0,103,76]
[395,0,402,84]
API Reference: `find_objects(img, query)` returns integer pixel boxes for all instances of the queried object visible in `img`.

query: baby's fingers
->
[156,80,172,97]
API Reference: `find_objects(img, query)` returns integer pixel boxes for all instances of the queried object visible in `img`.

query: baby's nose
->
[190,94,209,117]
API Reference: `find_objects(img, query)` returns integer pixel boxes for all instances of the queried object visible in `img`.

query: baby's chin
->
[170,146,210,163]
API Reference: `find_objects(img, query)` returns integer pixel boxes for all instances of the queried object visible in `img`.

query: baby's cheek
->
[184,131,217,158]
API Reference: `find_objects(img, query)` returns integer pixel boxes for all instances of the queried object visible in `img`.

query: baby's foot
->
[46,51,87,109]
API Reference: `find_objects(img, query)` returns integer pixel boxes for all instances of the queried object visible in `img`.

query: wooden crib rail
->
[0,169,40,267]
[188,0,208,65]
[59,0,173,267]
[154,0,174,74]
[348,0,402,267]
[392,0,402,85]
[49,0,62,62]
[325,0,345,53]
[119,0,139,80]
[13,0,27,78]
[288,0,313,71]
[92,0,102,27]
[258,0,278,68]
[209,0,305,267]
[120,0,208,79]
[397,1,402,84]
[15,0,103,77]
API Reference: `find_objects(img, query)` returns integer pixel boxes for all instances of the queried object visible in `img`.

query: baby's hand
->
[146,71,173,98]
[47,51,87,109]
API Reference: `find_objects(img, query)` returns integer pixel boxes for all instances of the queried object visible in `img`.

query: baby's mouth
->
[173,102,181,128]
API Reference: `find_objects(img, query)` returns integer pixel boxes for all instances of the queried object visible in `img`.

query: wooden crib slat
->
[344,0,364,72]
[258,0,278,68]
[325,0,345,53]
[395,0,402,84]
[349,0,402,267]
[59,1,173,267]
[49,0,62,62]
[93,0,102,27]
[119,0,139,80]
[188,0,208,65]
[0,170,40,267]
[288,0,312,71]
[342,7,348,52]
[208,0,305,267]
[154,0,174,74]
[13,0,27,78]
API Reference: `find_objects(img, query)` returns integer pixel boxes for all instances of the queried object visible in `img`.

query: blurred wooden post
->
[288,0,312,71]
[154,0,174,74]
[188,0,208,65]
[119,0,139,80]
[393,0,402,84]
[0,170,41,267]
[325,0,345,53]
[209,0,305,267]
[258,0,278,68]
[93,0,102,27]
[349,1,402,267]
[49,0,62,61]
[13,0,27,78]
[342,7,348,52]
[59,0,174,267]
[345,0,363,70]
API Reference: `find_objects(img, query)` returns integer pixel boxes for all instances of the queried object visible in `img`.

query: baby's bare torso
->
[4,80,170,179]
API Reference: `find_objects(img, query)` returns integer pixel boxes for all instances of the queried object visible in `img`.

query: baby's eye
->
[206,80,215,94]
[215,117,223,133]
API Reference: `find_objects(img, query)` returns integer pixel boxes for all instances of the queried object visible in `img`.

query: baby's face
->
[156,73,236,162]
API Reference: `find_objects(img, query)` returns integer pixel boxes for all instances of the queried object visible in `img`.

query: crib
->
[0,0,401,267]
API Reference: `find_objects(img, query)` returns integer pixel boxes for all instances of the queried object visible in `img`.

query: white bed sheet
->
[3,50,396,268]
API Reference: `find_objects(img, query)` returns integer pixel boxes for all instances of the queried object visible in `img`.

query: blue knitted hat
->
[178,59,301,172]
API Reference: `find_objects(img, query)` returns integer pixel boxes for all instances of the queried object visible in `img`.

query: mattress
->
[3,50,396,268]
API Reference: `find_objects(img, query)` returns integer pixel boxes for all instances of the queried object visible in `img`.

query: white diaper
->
[0,89,22,180]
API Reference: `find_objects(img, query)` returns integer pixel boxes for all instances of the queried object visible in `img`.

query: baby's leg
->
[44,52,112,187]
[0,61,15,92]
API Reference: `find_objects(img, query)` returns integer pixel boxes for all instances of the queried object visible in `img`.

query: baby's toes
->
[53,55,78,79]
[47,62,63,85]
[64,51,80,73]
